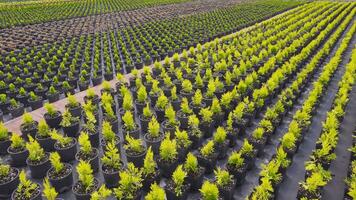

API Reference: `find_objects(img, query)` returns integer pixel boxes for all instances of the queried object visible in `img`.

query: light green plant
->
[142,147,156,176]
[184,153,199,174]
[159,135,177,162]
[214,168,233,187]
[91,185,112,200]
[77,160,95,192]
[145,183,166,200]
[200,140,215,158]
[49,152,64,174]
[200,181,219,200]
[122,111,136,131]
[172,165,187,196]
[43,178,58,200]
[124,135,144,153]
[26,136,46,162]
[101,142,121,171]
[79,132,92,155]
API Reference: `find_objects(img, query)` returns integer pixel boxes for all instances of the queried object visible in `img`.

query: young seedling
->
[91,185,112,200]
[159,135,178,162]
[43,178,58,200]
[101,142,121,171]
[145,183,166,200]
[200,181,219,200]
[26,136,46,162]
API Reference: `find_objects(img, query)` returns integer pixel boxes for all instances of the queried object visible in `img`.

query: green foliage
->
[227,151,244,168]
[199,107,213,123]
[281,132,296,150]
[102,121,116,143]
[213,127,226,144]
[182,79,193,93]
[44,103,57,116]
[0,164,10,178]
[175,128,191,148]
[143,103,153,118]
[91,185,112,200]
[60,110,79,127]
[301,171,330,192]
[101,92,114,105]
[240,139,254,157]
[0,122,9,141]
[49,152,64,174]
[124,135,144,153]
[165,105,177,126]
[114,163,142,199]
[172,165,187,196]
[171,86,178,100]
[17,170,38,199]
[200,140,215,158]
[51,130,73,147]
[250,178,274,200]
[10,98,19,108]
[159,135,177,162]
[103,103,116,120]
[43,178,58,200]
[48,86,57,95]
[79,132,92,155]
[137,86,148,103]
[142,147,156,176]
[77,160,94,192]
[67,94,79,107]
[145,183,166,200]
[26,136,45,162]
[10,133,26,149]
[22,112,34,125]
[206,79,216,98]
[210,98,222,114]
[200,181,219,200]
[156,93,169,110]
[252,127,264,140]
[181,98,193,115]
[122,111,136,131]
[148,117,160,138]
[101,142,121,171]
[192,89,203,105]
[184,153,198,174]
[214,168,233,187]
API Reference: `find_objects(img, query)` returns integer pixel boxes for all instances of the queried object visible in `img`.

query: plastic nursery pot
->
[162,120,180,136]
[102,164,123,188]
[154,107,165,123]
[62,121,80,138]
[139,114,150,134]
[26,152,51,179]
[187,167,205,191]
[165,180,191,200]
[28,97,43,111]
[87,130,100,148]
[157,158,179,178]
[0,167,19,199]
[47,163,73,193]
[35,134,55,152]
[0,137,11,156]
[75,148,99,173]
[106,117,119,135]
[72,178,100,200]
[177,111,189,129]
[46,92,60,103]
[8,103,24,118]
[197,152,218,174]
[65,104,82,118]
[20,121,38,141]
[122,127,141,139]
[215,141,229,160]
[7,146,29,167]
[142,170,160,192]
[44,111,62,129]
[134,99,148,114]
[199,121,214,138]
[125,147,147,168]
[143,132,165,155]
[227,163,247,186]
[11,183,42,200]
[54,138,77,162]
[218,179,236,200]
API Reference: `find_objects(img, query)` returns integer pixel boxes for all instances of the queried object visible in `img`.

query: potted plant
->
[44,103,62,129]
[20,113,38,140]
[225,113,238,147]
[141,147,160,192]
[101,142,122,188]
[124,135,147,167]
[8,134,28,167]
[139,104,154,134]
[249,127,267,156]
[210,98,223,127]
[180,79,194,100]
[101,121,121,151]
[177,98,193,129]
[145,183,166,200]
[214,168,236,200]
[143,116,165,155]
[213,127,229,159]
[60,110,80,137]
[51,130,77,162]
[183,153,205,191]
[166,165,190,200]
[135,86,149,114]
[46,86,60,103]
[76,132,99,173]
[11,170,41,200]
[0,94,10,115]
[28,92,43,110]
[91,185,112,200]
[26,136,51,178]
[199,107,214,138]
[199,181,220,200]
[197,140,218,174]
[16,87,29,107]
[240,139,257,170]
[81,113,99,148]
[170,87,181,111]
[190,89,206,114]
[72,160,100,200]
[65,94,82,118]
[175,128,192,162]
[35,120,55,152]
[203,80,216,107]
[8,98,24,118]
[84,89,100,106]
[103,103,119,134]
[47,152,73,193]
[114,163,143,200]
[0,122,11,155]
[0,164,19,198]
[226,151,247,185]
[250,178,274,200]
[162,105,180,135]
[42,178,58,200]
[157,134,178,178]
[122,111,140,139]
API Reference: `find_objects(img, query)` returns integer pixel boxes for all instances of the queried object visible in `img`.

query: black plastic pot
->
[166,180,190,200]
[0,137,11,155]
[123,127,141,139]
[218,179,236,200]
[227,163,247,186]
[197,152,218,174]
[139,115,151,134]
[35,134,55,152]
[47,163,73,193]
[44,111,62,129]
[54,138,77,162]
[65,104,82,118]
[7,146,29,167]
[8,104,24,118]
[200,121,214,138]
[0,167,19,199]
[157,158,179,178]
[62,121,80,138]
[20,122,38,141]
[11,183,42,200]
[187,167,205,191]
[102,165,122,188]
[28,97,43,111]
[142,170,160,192]
[26,153,51,179]
[88,130,100,148]
[177,111,189,130]
[75,148,99,173]
[47,92,60,103]
[72,178,99,200]
[143,132,165,155]
[125,148,147,168]
[215,141,229,159]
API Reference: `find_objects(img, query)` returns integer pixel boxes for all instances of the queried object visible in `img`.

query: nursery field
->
[0,0,356,200]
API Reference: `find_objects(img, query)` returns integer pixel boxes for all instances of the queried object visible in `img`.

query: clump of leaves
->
[159,135,178,162]
[102,142,121,171]
[114,163,142,199]
[143,103,153,119]
[0,122,9,141]
[145,183,166,200]
[26,136,46,162]
[0,164,10,178]
[60,110,79,127]
[78,132,92,155]
[37,119,50,137]
[76,160,95,192]
[10,133,26,150]
[181,98,193,115]
[15,170,38,199]
[200,181,219,200]
[184,153,199,174]
[200,140,215,158]
[172,165,187,196]
[214,168,233,187]
[49,152,64,174]
[175,128,191,149]
[148,117,160,138]
[213,127,226,144]
[165,105,178,126]
[91,185,112,200]
[43,178,58,200]
[199,107,213,123]
[44,103,58,117]
[142,147,156,176]
[51,130,73,148]
[124,135,145,153]
[227,151,244,168]
[192,89,203,106]
[122,111,136,131]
